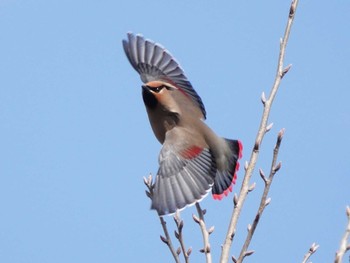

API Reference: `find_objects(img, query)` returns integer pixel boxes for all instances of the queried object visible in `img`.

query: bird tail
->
[212,139,243,200]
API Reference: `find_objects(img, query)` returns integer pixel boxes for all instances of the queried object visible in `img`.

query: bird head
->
[142,80,182,115]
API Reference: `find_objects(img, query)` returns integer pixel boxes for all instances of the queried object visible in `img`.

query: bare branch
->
[174,212,190,263]
[195,203,212,263]
[235,130,284,263]
[144,175,181,263]
[301,242,319,263]
[219,1,299,261]
[335,206,350,263]
[159,216,181,263]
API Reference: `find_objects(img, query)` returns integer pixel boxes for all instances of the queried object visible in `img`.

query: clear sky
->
[1,0,349,262]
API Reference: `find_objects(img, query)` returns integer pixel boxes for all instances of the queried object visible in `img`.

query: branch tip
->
[143,174,153,187]
[261,91,266,105]
[179,220,184,230]
[144,174,154,199]
[247,224,251,232]
[278,128,286,142]
[176,247,181,255]
[160,235,168,244]
[232,256,237,263]
[259,168,267,183]
[265,197,271,206]
[266,122,274,133]
[174,217,183,231]
[233,193,238,207]
[302,242,319,263]
[248,182,256,192]
[244,250,255,257]
[310,242,320,253]
[192,214,200,224]
[208,226,215,235]
[282,64,292,78]
[259,168,265,177]
[244,161,249,171]
[346,206,350,217]
[289,0,296,17]
[143,176,148,185]
[273,162,282,173]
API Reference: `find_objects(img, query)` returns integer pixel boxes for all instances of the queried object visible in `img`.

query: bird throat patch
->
[142,86,158,109]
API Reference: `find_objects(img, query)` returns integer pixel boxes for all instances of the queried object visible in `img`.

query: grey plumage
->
[152,136,216,215]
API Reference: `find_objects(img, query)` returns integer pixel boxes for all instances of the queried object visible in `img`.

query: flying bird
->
[122,33,242,216]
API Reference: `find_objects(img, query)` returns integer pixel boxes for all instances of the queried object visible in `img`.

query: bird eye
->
[154,87,162,92]
[151,86,165,93]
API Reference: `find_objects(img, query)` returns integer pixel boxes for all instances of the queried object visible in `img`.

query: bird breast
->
[145,105,179,144]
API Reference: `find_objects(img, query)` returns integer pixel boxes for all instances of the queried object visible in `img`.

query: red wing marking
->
[181,146,203,159]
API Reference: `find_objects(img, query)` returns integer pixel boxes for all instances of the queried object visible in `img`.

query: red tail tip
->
[238,140,243,159]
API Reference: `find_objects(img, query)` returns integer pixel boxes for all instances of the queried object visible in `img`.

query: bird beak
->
[142,85,150,91]
[142,85,154,96]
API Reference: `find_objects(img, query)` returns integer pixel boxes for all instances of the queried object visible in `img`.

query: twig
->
[193,203,212,263]
[174,212,191,263]
[220,1,299,262]
[143,174,181,263]
[159,217,181,263]
[335,206,350,263]
[235,129,285,263]
[301,243,319,263]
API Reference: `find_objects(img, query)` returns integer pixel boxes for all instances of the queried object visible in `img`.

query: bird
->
[122,33,242,216]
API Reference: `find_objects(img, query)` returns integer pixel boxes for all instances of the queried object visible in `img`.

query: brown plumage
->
[123,33,242,216]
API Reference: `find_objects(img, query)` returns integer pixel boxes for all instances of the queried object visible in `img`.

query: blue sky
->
[1,0,349,262]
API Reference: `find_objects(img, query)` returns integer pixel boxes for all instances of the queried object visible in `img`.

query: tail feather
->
[212,139,243,200]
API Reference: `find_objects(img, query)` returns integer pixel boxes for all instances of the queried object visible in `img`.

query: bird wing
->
[122,32,206,119]
[151,128,216,216]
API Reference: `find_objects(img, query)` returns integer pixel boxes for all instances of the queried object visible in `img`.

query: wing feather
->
[122,32,207,119]
[151,130,216,216]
